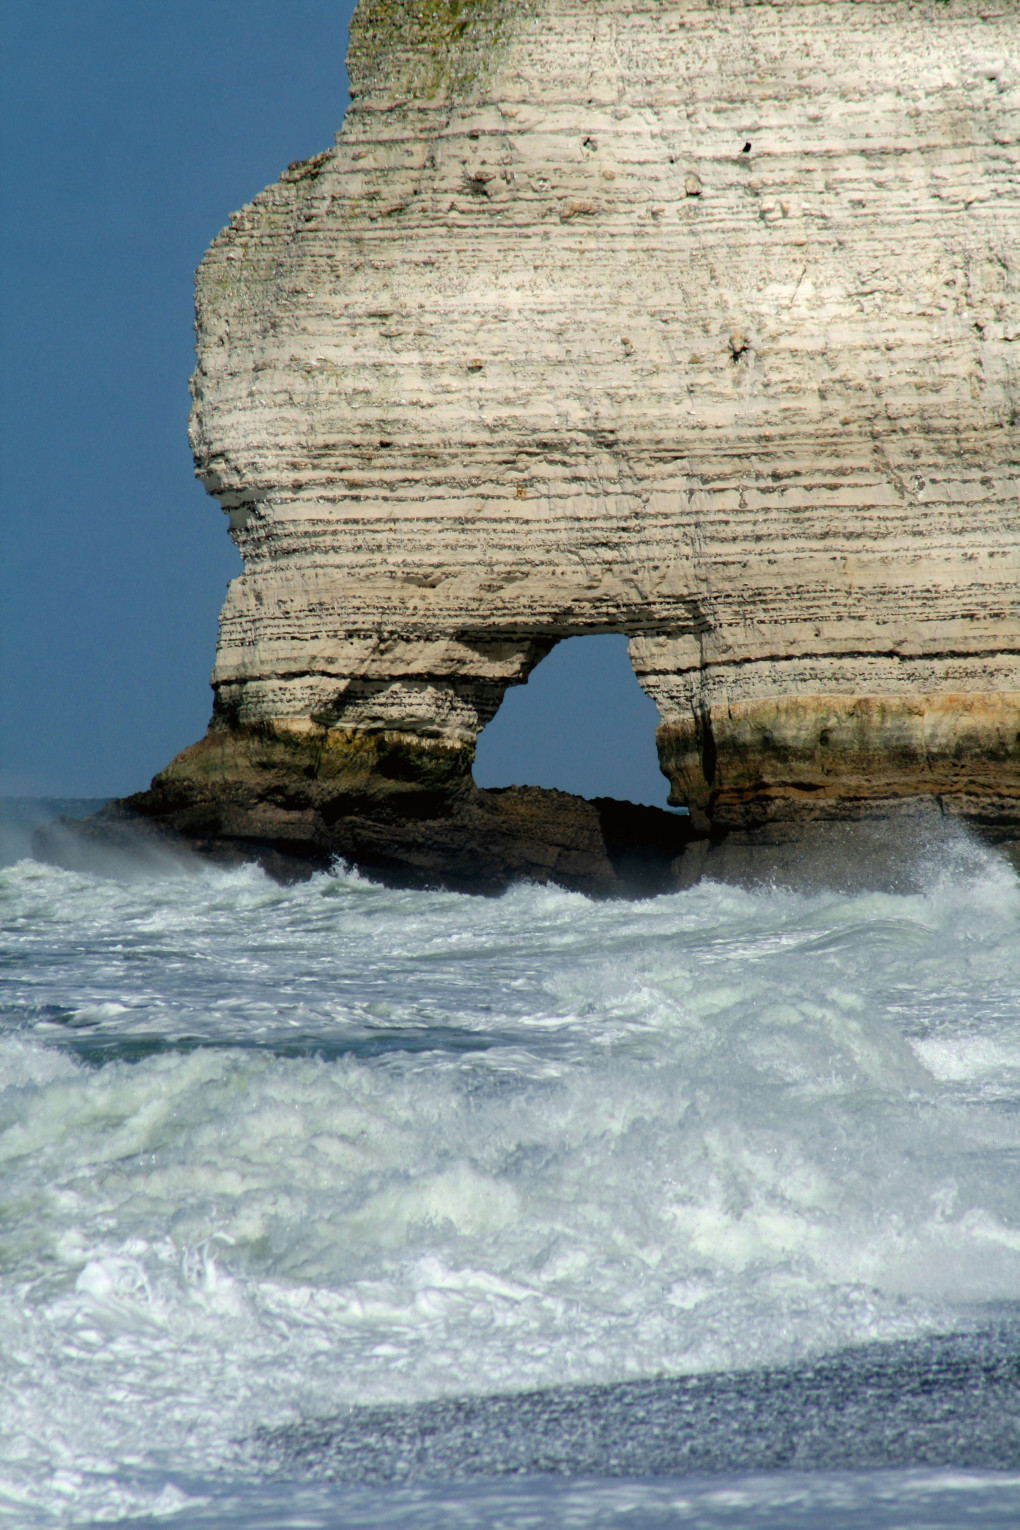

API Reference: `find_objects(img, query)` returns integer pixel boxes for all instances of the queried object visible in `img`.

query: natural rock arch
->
[69,0,1020,890]
[473,633,669,807]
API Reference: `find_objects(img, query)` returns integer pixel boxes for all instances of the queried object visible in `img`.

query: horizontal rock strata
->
[80,0,1020,890]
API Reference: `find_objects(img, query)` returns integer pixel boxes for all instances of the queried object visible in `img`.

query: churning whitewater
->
[3,819,1020,1526]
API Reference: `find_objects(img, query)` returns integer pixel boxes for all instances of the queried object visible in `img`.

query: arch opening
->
[472,634,678,809]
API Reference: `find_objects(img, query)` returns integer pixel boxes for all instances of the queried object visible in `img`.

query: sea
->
[2,798,1020,1528]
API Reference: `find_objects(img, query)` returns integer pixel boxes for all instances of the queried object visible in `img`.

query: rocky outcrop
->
[78,0,1020,888]
[36,725,695,894]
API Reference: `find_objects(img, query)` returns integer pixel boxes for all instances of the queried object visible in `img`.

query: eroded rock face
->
[153,0,1020,882]
[103,724,697,893]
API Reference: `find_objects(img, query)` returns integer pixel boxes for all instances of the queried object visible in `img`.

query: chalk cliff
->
[110,0,1020,887]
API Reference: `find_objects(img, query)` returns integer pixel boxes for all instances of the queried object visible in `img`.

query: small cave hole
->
[472,634,680,810]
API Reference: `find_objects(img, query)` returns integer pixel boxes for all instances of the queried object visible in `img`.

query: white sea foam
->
[2,831,1020,1522]
[100,1470,1020,1529]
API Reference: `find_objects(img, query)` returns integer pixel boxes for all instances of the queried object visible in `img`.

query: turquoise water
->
[3,805,1020,1525]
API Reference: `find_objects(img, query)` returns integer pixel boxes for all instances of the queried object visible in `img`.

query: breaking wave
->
[3,820,1020,1523]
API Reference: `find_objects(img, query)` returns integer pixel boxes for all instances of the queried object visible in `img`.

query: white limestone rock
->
[185,0,1020,829]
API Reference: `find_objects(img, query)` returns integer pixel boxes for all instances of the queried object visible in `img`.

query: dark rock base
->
[33,789,698,897]
[31,723,1020,898]
[32,724,699,897]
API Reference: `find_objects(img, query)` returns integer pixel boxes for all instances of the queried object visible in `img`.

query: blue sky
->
[1,1,670,808]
